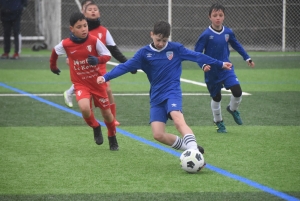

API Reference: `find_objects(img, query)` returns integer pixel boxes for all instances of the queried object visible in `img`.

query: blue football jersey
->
[104,41,223,106]
[195,26,250,84]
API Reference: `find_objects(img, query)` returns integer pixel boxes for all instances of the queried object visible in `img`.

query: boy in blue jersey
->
[195,3,255,133]
[97,20,232,154]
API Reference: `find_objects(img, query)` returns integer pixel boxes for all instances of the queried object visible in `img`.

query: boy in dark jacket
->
[0,0,27,59]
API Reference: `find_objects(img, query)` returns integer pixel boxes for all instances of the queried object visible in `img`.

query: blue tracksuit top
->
[195,26,250,84]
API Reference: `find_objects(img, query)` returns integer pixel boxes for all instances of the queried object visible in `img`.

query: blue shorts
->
[206,75,240,98]
[150,98,182,124]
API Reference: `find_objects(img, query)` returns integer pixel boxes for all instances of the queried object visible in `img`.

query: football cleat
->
[226,105,243,125]
[11,53,19,60]
[197,145,205,154]
[93,125,103,145]
[108,136,119,151]
[1,53,9,59]
[63,91,73,108]
[214,121,227,133]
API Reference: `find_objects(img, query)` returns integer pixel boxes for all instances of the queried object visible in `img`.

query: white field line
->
[107,61,251,96]
[0,93,251,97]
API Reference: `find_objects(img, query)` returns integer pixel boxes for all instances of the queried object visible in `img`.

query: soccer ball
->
[180,149,205,173]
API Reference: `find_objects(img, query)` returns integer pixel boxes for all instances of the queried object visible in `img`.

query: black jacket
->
[0,0,27,21]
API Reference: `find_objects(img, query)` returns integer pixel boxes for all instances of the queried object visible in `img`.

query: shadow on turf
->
[1,192,299,201]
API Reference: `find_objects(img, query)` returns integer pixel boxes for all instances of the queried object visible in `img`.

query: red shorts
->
[74,83,110,110]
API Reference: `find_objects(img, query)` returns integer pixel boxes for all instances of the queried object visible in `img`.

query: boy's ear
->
[69,26,73,32]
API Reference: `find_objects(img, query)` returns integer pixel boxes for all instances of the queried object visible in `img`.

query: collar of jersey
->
[149,42,168,52]
[209,26,224,35]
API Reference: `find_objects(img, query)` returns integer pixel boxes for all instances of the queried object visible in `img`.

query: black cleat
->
[108,136,119,151]
[93,125,103,145]
[197,145,205,154]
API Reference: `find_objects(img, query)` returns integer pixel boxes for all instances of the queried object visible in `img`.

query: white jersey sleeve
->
[105,30,116,46]
[96,38,111,56]
[54,41,66,55]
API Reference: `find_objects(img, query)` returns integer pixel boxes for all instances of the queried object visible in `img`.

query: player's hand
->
[130,70,137,74]
[87,55,99,65]
[202,65,211,72]
[247,60,255,68]
[97,76,105,84]
[222,62,232,70]
[66,58,69,65]
[51,68,61,75]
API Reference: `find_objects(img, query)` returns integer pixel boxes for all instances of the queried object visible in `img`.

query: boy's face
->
[81,1,92,13]
[70,19,88,39]
[209,9,224,29]
[84,5,100,19]
[150,32,168,50]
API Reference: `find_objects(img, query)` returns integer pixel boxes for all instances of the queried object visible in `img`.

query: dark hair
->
[80,0,95,8]
[69,12,86,26]
[209,3,225,16]
[152,21,170,38]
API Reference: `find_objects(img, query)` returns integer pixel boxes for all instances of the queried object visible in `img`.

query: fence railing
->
[1,0,299,52]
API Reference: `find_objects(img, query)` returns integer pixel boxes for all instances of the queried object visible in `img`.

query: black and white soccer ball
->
[180,149,205,173]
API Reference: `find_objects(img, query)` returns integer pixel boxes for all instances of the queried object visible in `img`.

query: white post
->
[282,0,286,52]
[75,0,81,11]
[43,0,61,49]
[168,0,172,41]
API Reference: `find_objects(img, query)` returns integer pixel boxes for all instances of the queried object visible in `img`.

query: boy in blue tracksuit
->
[195,3,255,133]
[97,20,232,155]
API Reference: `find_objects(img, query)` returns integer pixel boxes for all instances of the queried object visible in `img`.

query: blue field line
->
[1,82,299,201]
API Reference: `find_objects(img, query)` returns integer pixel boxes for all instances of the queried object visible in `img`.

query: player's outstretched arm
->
[106,45,137,74]
[49,49,61,75]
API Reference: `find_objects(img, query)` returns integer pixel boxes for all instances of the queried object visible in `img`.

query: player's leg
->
[170,111,199,151]
[94,92,118,151]
[64,84,75,108]
[150,100,204,153]
[207,83,226,133]
[225,76,243,125]
[100,108,118,151]
[150,102,183,148]
[76,86,103,145]
[106,82,120,126]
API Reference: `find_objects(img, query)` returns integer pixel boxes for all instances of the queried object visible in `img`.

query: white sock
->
[183,134,198,150]
[171,136,187,150]
[211,100,222,122]
[229,95,242,111]
[66,84,75,95]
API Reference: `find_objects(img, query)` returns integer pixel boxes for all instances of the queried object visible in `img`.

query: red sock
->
[110,103,116,119]
[83,112,99,128]
[105,120,116,137]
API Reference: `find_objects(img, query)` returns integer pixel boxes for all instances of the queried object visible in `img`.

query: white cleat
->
[63,91,73,108]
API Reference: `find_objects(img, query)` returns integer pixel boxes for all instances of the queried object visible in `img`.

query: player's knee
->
[153,132,164,142]
[232,91,242,97]
[231,85,242,97]
[81,108,91,118]
[212,93,222,102]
